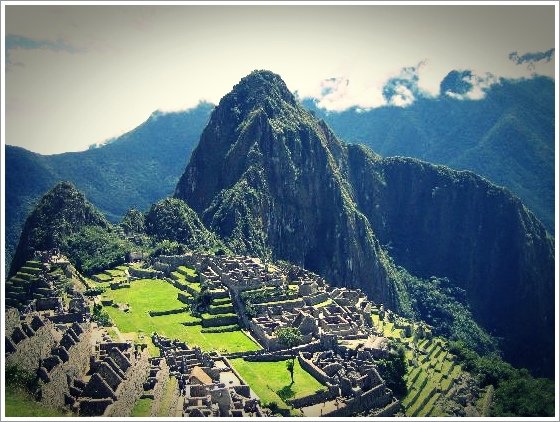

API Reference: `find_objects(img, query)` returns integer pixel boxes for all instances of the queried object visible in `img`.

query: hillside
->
[303,76,555,233]
[5,104,213,271]
[175,70,554,378]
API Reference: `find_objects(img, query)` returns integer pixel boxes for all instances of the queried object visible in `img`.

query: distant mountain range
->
[304,76,555,234]
[5,74,554,277]
[5,104,213,271]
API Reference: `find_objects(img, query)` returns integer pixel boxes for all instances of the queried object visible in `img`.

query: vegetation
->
[145,197,223,252]
[9,181,110,276]
[92,302,112,326]
[449,341,555,417]
[120,208,146,235]
[375,345,407,398]
[6,104,213,273]
[305,76,555,233]
[62,226,132,275]
[131,397,153,417]
[276,326,304,383]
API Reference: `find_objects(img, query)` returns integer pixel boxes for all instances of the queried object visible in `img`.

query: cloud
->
[440,70,499,100]
[5,34,83,66]
[509,48,555,73]
[381,61,428,107]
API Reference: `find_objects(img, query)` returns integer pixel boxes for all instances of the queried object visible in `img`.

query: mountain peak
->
[222,69,297,115]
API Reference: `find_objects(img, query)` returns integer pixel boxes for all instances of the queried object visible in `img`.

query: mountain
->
[5,103,213,271]
[175,70,554,377]
[9,181,111,276]
[145,197,224,251]
[303,76,555,234]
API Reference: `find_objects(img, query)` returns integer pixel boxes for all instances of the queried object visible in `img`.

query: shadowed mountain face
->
[175,70,554,377]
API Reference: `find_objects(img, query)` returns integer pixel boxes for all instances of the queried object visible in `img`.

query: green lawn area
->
[5,388,71,417]
[102,278,259,354]
[131,397,153,416]
[230,358,326,413]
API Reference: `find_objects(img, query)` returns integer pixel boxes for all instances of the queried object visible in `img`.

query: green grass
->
[230,358,326,412]
[102,278,259,354]
[94,273,112,282]
[5,388,71,417]
[131,397,153,416]
[313,298,333,308]
[177,265,198,279]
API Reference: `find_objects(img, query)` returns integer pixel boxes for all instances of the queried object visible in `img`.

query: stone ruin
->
[152,334,263,417]
[296,344,400,417]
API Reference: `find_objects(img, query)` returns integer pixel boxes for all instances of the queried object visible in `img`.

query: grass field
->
[131,397,153,416]
[230,358,326,414]
[102,278,260,354]
[5,388,71,417]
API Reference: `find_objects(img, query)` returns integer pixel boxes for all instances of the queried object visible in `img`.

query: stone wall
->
[105,350,150,416]
[304,292,330,306]
[5,308,21,335]
[6,315,59,374]
[288,387,338,409]
[297,353,335,385]
[40,323,92,408]
[128,267,165,280]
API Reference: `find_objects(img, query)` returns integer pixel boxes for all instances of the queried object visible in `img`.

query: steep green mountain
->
[175,70,554,377]
[145,197,223,252]
[9,181,111,275]
[303,76,555,233]
[175,70,399,307]
[5,103,213,271]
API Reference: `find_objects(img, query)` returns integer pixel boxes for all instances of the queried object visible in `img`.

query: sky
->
[2,2,557,154]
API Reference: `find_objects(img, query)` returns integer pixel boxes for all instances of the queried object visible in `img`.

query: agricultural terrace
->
[99,277,260,356]
[371,312,464,416]
[230,358,327,416]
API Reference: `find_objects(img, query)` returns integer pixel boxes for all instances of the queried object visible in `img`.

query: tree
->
[120,208,145,235]
[276,327,303,384]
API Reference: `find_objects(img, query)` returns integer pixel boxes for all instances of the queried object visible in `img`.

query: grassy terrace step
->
[419,391,441,416]
[26,260,43,268]
[213,297,232,305]
[201,312,238,328]
[93,273,113,282]
[171,272,202,294]
[410,383,437,416]
[16,272,38,282]
[21,266,42,274]
[177,266,198,281]
[131,397,153,417]
[208,303,235,315]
